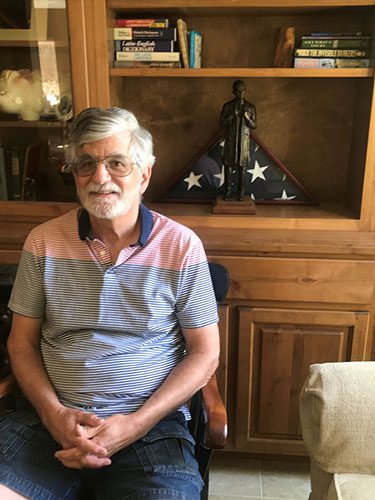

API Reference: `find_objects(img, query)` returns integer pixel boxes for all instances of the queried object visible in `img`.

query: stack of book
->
[294,32,370,68]
[113,18,180,68]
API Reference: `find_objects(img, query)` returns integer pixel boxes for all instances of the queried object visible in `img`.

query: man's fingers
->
[73,436,108,456]
[77,411,104,426]
[56,456,112,469]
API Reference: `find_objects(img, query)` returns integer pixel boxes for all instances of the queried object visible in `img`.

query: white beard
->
[77,181,137,219]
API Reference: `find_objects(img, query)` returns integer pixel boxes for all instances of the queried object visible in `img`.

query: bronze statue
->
[220,80,257,201]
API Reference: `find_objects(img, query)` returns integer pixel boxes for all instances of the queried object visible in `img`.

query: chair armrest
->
[0,306,14,399]
[201,375,227,449]
[0,373,16,398]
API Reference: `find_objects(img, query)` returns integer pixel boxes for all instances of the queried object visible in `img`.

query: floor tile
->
[209,454,262,497]
[209,496,262,500]
[260,460,311,499]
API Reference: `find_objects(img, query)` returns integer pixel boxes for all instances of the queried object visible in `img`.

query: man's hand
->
[54,413,147,469]
[41,404,105,450]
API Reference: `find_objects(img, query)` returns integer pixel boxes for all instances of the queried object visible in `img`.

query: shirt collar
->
[78,203,153,247]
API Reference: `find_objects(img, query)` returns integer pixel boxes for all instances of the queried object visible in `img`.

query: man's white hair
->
[66,107,155,171]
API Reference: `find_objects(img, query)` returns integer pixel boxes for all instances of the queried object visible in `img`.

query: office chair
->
[0,261,229,500]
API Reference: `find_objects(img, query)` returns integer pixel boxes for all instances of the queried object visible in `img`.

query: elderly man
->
[0,107,220,500]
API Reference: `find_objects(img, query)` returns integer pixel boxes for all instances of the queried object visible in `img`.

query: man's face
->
[234,84,245,99]
[73,133,151,220]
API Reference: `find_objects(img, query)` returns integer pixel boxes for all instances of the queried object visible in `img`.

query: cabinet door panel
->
[236,307,370,455]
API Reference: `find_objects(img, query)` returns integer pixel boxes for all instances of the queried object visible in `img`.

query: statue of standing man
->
[220,80,257,201]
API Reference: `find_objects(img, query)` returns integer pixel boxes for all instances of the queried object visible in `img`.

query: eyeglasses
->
[71,153,135,177]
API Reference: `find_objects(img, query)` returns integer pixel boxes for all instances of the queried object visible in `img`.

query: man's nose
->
[90,161,112,184]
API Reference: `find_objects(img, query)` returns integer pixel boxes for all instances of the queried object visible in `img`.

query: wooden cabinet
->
[235,307,370,454]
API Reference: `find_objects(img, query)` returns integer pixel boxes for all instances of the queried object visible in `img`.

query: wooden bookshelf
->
[0,40,68,48]
[110,67,374,78]
[0,121,68,128]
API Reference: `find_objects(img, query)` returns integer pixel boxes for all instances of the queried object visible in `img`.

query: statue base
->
[212,196,256,215]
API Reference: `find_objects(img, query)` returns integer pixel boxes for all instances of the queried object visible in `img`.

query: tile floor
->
[208,453,311,500]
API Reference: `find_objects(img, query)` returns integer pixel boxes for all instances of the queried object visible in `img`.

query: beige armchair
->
[299,362,375,500]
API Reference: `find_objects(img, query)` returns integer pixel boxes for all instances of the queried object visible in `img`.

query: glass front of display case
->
[0,0,75,202]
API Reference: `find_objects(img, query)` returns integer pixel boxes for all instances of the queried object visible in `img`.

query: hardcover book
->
[114,40,174,52]
[115,19,169,28]
[0,147,7,201]
[294,57,370,68]
[115,51,180,62]
[308,32,363,37]
[6,146,24,201]
[177,19,189,68]
[295,48,369,58]
[189,31,202,68]
[300,37,370,49]
[114,27,176,41]
[114,60,180,68]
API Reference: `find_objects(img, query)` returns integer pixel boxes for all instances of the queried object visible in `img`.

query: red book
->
[115,19,169,28]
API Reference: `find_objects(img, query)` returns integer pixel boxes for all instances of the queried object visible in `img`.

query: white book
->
[115,51,180,62]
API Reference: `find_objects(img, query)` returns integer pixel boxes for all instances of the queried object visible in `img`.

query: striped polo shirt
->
[8,204,218,419]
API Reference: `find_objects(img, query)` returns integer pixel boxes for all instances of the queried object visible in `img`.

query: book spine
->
[189,32,196,68]
[115,51,180,62]
[189,31,202,68]
[309,32,363,37]
[114,60,180,68]
[4,149,13,200]
[115,19,169,28]
[0,147,8,201]
[176,19,189,68]
[8,147,22,201]
[295,48,369,58]
[114,27,176,41]
[114,40,174,52]
[300,38,370,49]
[294,57,370,68]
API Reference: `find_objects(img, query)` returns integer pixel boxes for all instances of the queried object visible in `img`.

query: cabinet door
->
[236,307,370,455]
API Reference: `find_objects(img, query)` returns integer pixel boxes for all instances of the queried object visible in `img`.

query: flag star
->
[247,161,268,183]
[184,171,203,190]
[282,173,287,181]
[274,189,296,201]
[255,144,259,152]
[214,166,225,187]
[250,193,256,200]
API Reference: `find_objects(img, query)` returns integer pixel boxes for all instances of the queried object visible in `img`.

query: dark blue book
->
[114,39,174,52]
[309,32,363,37]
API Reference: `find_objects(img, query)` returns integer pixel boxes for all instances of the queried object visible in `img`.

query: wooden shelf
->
[108,0,374,16]
[0,120,68,128]
[110,67,374,78]
[0,40,68,48]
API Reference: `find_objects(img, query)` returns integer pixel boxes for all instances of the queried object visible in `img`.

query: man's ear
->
[139,165,152,194]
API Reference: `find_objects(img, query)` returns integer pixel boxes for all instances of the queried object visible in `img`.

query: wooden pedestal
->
[213,196,256,215]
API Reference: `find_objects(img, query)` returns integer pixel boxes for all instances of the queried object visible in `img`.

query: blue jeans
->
[0,400,203,500]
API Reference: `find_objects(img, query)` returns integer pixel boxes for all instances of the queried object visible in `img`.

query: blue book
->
[189,30,202,68]
[114,40,174,52]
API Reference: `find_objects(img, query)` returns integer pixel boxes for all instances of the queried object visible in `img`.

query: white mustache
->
[86,182,122,194]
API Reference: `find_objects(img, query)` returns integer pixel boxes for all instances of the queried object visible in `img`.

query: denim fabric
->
[0,401,202,500]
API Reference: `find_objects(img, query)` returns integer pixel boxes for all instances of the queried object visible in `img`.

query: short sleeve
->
[176,240,219,329]
[8,232,45,318]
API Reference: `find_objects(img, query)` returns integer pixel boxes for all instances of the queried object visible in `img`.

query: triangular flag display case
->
[156,129,318,205]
